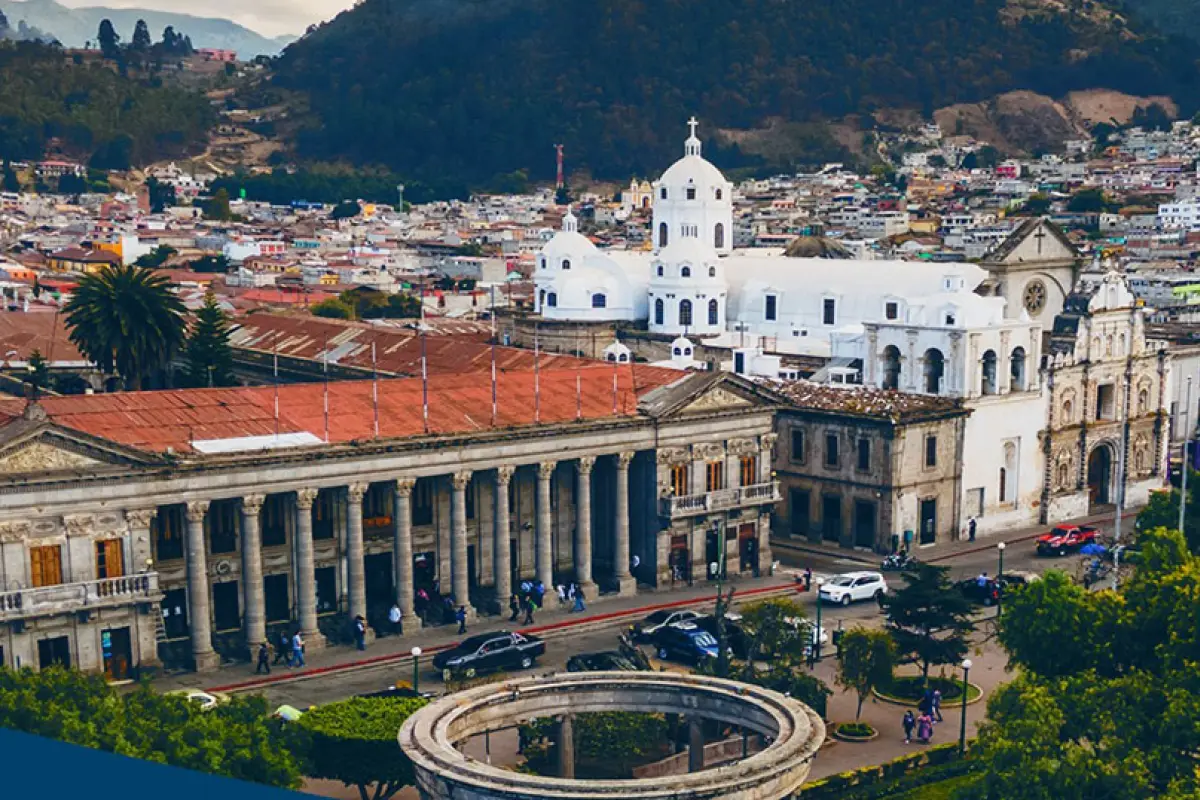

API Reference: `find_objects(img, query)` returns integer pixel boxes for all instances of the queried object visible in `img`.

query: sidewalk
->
[157,573,800,695]
[772,507,1135,567]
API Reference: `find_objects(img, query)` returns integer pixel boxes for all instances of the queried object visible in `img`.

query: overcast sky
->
[58,0,351,36]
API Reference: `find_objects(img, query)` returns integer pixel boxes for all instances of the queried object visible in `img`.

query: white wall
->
[961,392,1047,536]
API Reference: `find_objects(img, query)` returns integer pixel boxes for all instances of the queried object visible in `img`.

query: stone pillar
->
[575,456,597,599]
[125,509,159,668]
[346,482,373,642]
[759,434,778,484]
[494,466,514,610]
[393,478,421,631]
[294,489,326,650]
[537,461,556,590]
[999,329,1012,394]
[451,470,477,622]
[184,500,219,672]
[124,508,155,575]
[557,714,575,779]
[688,716,705,773]
[614,452,637,595]
[240,494,267,653]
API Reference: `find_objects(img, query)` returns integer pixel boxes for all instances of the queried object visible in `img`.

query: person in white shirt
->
[388,603,402,635]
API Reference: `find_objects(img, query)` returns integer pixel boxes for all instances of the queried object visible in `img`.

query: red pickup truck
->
[1036,524,1099,556]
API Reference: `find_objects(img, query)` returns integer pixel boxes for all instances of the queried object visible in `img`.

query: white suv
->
[818,571,888,606]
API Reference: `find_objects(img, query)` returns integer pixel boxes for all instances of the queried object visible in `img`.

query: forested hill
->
[271,0,1200,185]
[1121,0,1200,43]
[0,41,214,169]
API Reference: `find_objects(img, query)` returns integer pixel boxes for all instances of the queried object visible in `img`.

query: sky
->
[56,0,352,36]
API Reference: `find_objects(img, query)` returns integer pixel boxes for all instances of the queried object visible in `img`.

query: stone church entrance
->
[1087,444,1114,507]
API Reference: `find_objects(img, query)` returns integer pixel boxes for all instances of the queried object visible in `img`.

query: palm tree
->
[64,263,186,390]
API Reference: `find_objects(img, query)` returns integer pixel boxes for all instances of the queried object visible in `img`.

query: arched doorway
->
[882,345,902,390]
[1087,443,1114,506]
[922,348,944,394]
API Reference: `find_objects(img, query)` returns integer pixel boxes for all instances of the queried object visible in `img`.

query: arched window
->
[540,257,546,270]
[715,188,723,200]
[708,299,719,326]
[547,292,557,307]
[1063,399,1073,423]
[679,299,693,327]
[660,187,667,200]
[606,353,617,362]
[657,265,664,276]
[684,347,692,356]
[708,266,716,277]
[654,298,664,326]
[681,266,691,278]
[998,467,1007,503]
[882,345,902,390]
[1138,387,1149,415]
[561,259,571,270]
[981,350,998,395]
[618,353,628,362]
[658,222,668,248]
[923,348,945,394]
[592,293,607,308]
[539,289,546,308]
[686,186,696,200]
[714,223,725,249]
[673,347,682,356]
[1010,347,1027,392]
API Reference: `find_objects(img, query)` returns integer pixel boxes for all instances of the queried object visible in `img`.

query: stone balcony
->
[0,573,161,622]
[659,481,781,519]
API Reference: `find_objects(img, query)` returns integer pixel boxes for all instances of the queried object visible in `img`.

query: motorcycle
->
[881,552,918,571]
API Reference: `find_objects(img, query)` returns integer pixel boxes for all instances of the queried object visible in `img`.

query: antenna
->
[272,331,280,436]
[612,358,619,415]
[554,144,565,191]
[421,324,430,434]
[534,324,541,425]
[575,325,582,421]
[322,335,330,443]
[371,340,380,439]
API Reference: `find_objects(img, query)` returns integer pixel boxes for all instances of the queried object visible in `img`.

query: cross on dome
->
[685,116,701,157]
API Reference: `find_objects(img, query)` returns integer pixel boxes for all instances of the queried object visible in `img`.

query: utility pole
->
[1180,376,1192,536]
[554,144,565,190]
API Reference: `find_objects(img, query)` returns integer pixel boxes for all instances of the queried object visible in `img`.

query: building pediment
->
[678,387,753,414]
[0,416,160,478]
[985,219,1078,267]
[639,372,785,419]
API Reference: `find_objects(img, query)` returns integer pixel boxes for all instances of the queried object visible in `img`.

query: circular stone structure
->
[398,671,826,800]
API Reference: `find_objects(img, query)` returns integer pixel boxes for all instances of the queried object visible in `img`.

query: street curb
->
[772,540,876,565]
[209,581,799,694]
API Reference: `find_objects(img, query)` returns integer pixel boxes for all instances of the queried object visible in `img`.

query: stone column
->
[184,500,219,672]
[759,433,778,484]
[493,466,515,611]
[575,456,597,599]
[688,716,705,773]
[294,489,326,650]
[451,470,477,622]
[393,478,421,630]
[124,508,155,575]
[124,509,159,667]
[999,329,1012,394]
[537,461,556,590]
[240,494,267,653]
[614,452,637,595]
[346,482,373,642]
[557,714,575,779]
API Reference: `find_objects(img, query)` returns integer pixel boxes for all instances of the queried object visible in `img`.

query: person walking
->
[803,566,813,592]
[522,595,535,625]
[917,712,934,744]
[290,631,305,668]
[572,584,586,613]
[354,615,367,651]
[255,641,271,675]
[631,554,640,581]
[388,603,402,636]
[902,710,916,744]
[968,516,977,542]
[557,584,568,607]
[509,593,520,622]
[534,581,546,608]
[273,630,289,665]
[932,688,944,722]
[455,605,468,635]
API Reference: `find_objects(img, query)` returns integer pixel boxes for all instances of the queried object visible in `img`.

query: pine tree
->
[880,563,975,682]
[131,20,152,52]
[183,291,235,388]
[97,19,120,59]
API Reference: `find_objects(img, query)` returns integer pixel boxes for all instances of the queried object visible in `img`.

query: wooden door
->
[95,539,124,579]
[30,545,63,587]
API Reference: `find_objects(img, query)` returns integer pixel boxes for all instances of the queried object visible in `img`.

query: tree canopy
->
[881,563,975,680]
[182,290,236,388]
[835,627,896,720]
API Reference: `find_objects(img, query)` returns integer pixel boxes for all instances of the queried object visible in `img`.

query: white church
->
[531,119,1138,540]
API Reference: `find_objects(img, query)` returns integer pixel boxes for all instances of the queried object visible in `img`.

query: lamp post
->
[411,646,422,694]
[958,659,972,755]
[1181,376,1193,537]
[813,578,825,667]
[996,541,1006,615]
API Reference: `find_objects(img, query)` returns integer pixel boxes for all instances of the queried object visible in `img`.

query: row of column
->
[181,453,638,671]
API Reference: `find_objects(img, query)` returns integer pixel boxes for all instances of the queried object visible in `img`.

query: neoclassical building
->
[0,366,780,673]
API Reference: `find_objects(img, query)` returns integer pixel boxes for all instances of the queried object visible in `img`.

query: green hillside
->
[0,40,214,169]
[272,0,1200,185]
[1122,0,1200,42]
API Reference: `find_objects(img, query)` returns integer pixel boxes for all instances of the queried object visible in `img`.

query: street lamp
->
[997,541,1006,578]
[958,659,972,755]
[813,578,825,667]
[996,542,1006,616]
[411,646,422,694]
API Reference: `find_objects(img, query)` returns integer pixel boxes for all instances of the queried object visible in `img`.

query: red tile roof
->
[0,313,86,364]
[23,365,683,454]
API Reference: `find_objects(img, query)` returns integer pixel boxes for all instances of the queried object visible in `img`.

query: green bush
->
[883,675,965,701]
[837,722,876,737]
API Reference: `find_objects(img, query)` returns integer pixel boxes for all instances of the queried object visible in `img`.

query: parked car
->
[651,622,721,664]
[432,631,545,680]
[954,577,1001,606]
[566,651,648,672]
[1036,524,1099,556]
[691,613,752,658]
[630,608,701,642]
[356,684,438,700]
[818,572,888,606]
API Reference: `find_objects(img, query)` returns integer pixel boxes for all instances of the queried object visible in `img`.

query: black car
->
[566,651,649,672]
[630,608,701,642]
[356,684,438,700]
[431,631,545,680]
[954,577,1001,606]
[651,622,721,664]
[691,614,752,659]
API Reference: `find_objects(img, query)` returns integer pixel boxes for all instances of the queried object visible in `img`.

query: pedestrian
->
[443,596,455,624]
[976,571,989,588]
[388,603,402,636]
[255,641,271,675]
[803,566,813,592]
[535,581,546,608]
[456,605,467,635]
[917,712,934,744]
[290,631,305,668]
[509,593,520,622]
[902,710,915,743]
[876,587,887,610]
[520,579,532,596]
[932,688,944,722]
[968,516,977,542]
[523,595,535,625]
[631,553,640,580]
[557,584,568,607]
[273,630,289,665]
[918,689,932,717]
[354,615,367,651]
[573,584,586,612]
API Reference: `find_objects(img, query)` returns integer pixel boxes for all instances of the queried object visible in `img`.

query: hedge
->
[800,742,979,800]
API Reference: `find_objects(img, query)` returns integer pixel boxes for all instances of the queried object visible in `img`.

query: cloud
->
[54,0,353,36]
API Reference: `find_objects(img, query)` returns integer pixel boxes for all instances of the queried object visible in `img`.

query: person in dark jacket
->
[255,641,271,674]
[509,594,520,622]
[455,605,468,634]
[273,631,289,665]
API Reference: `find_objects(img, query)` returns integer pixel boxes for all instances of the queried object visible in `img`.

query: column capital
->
[63,513,95,537]
[124,508,156,529]
[185,500,210,522]
[242,494,266,514]
[616,451,635,468]
[395,477,416,497]
[496,464,516,485]
[538,461,557,479]
[452,470,473,491]
[0,520,31,542]
[760,433,779,451]
[347,482,369,503]
[577,456,596,475]
[296,488,319,510]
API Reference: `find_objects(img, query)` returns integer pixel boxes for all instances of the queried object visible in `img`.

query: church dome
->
[784,236,853,259]
[657,119,729,197]
[538,206,596,272]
